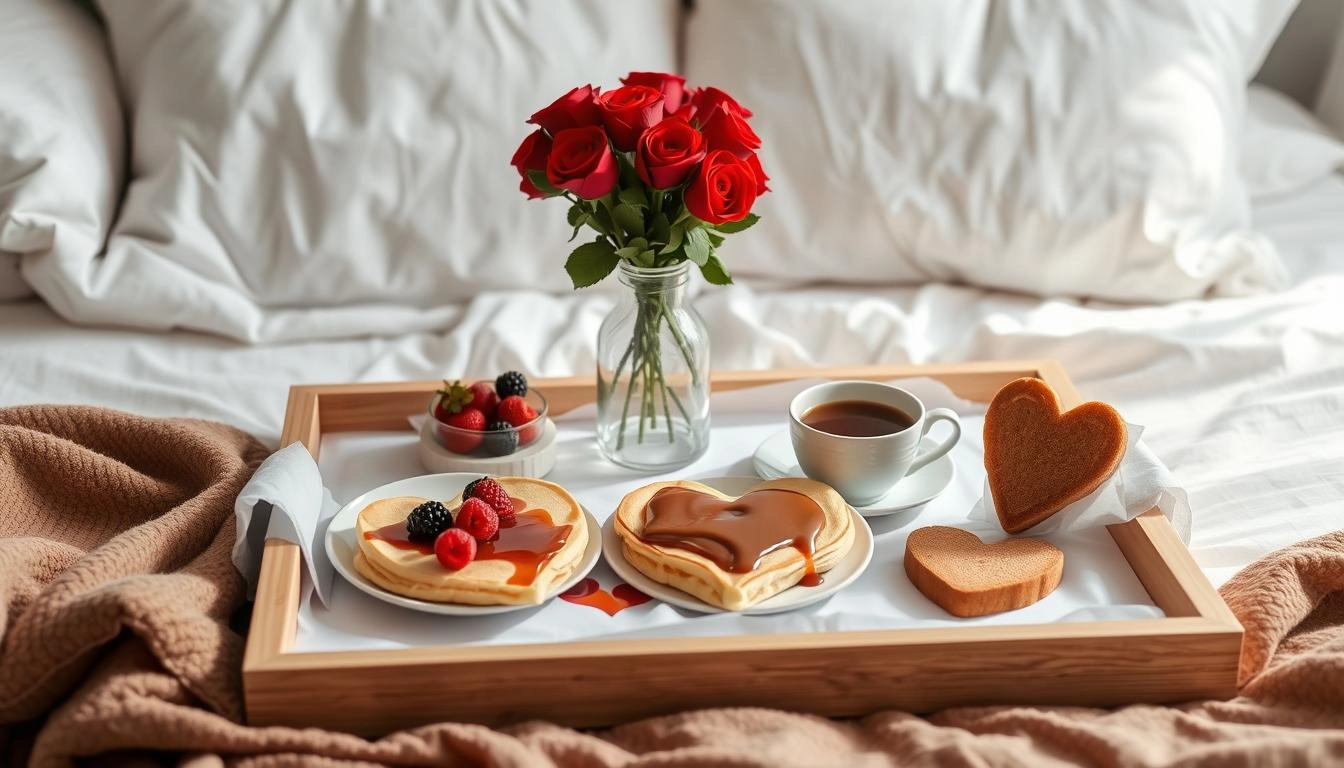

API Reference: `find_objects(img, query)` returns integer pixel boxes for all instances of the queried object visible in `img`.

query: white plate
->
[752,429,955,517]
[601,476,874,615]
[325,472,601,616]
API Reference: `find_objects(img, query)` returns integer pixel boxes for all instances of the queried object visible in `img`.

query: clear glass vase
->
[595,261,710,471]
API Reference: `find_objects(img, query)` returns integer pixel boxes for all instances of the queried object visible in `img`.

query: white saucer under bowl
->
[325,472,600,616]
[601,476,874,615]
[418,417,557,478]
[751,429,954,517]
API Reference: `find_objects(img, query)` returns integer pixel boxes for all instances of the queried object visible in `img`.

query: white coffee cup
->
[789,381,962,506]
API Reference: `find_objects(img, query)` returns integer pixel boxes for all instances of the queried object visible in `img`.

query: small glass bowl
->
[427,388,548,457]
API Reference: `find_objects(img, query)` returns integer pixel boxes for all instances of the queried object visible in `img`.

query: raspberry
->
[455,497,499,542]
[467,381,499,420]
[468,477,515,519]
[434,527,477,570]
[497,395,540,444]
[495,370,528,399]
[482,421,519,457]
[462,476,486,499]
[405,500,452,542]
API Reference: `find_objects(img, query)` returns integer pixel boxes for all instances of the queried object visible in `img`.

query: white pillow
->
[0,0,123,302]
[1243,84,1344,199]
[1317,8,1344,140]
[28,1,680,342]
[685,0,1297,301]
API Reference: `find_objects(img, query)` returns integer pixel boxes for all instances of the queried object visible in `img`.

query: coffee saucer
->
[752,430,955,517]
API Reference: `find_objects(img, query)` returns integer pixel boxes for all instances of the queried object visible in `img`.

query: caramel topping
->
[478,509,572,586]
[638,488,825,584]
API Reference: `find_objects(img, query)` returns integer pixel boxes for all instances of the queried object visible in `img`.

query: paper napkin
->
[233,441,341,606]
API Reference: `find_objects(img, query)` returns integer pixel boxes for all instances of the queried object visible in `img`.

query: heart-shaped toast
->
[984,377,1126,534]
[904,525,1063,617]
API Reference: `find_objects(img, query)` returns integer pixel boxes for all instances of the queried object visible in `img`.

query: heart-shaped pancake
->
[904,525,1063,617]
[984,377,1126,534]
[613,478,855,611]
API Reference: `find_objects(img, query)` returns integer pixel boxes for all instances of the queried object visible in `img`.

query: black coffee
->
[801,400,915,437]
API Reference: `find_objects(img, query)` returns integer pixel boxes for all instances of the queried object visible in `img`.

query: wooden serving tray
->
[242,361,1242,736]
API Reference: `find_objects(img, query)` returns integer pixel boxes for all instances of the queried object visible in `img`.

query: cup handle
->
[906,408,961,475]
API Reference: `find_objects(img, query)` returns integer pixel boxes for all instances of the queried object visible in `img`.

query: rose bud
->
[685,149,759,225]
[511,129,554,199]
[596,85,664,152]
[621,71,688,116]
[546,125,619,200]
[635,117,706,190]
[527,85,602,135]
[700,104,762,160]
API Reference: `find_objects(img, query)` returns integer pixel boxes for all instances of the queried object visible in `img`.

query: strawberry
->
[468,477,515,520]
[467,381,499,420]
[497,395,541,444]
[438,407,486,454]
[434,527,477,570]
[455,497,499,542]
[433,379,473,421]
[433,379,487,453]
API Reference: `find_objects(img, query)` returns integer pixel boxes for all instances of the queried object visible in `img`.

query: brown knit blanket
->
[2,405,1342,767]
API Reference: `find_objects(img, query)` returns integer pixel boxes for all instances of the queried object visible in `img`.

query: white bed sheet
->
[3,175,1342,587]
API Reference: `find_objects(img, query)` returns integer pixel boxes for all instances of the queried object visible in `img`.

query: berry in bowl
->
[429,372,547,457]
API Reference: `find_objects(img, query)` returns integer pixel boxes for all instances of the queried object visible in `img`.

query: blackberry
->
[462,476,487,499]
[405,500,453,542]
[495,370,528,399]
[482,421,519,457]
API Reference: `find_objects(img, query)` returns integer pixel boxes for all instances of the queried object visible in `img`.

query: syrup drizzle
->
[638,488,825,587]
[362,496,572,585]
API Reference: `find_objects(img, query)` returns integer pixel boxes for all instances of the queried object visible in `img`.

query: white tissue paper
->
[967,423,1192,542]
[233,441,341,606]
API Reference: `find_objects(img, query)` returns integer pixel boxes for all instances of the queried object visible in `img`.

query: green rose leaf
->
[526,170,563,197]
[650,213,671,245]
[613,203,645,237]
[567,204,592,242]
[712,213,759,234]
[565,238,620,289]
[619,187,648,209]
[700,253,733,285]
[707,231,725,249]
[659,220,685,255]
[615,246,641,261]
[685,226,711,266]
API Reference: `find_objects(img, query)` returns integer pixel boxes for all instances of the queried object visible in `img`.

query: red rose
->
[635,117,706,190]
[546,126,618,200]
[690,86,753,121]
[621,71,687,115]
[685,149,758,225]
[745,152,770,196]
[528,85,602,135]
[596,85,664,152]
[700,104,761,160]
[511,129,553,199]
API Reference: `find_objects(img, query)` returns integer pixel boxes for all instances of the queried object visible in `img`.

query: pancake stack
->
[613,478,855,610]
[354,476,588,605]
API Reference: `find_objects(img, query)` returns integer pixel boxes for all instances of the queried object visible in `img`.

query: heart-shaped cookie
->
[984,377,1126,534]
[904,525,1063,617]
